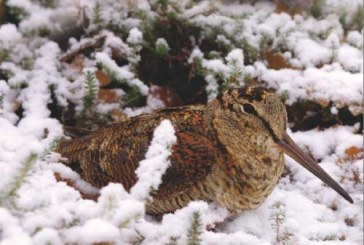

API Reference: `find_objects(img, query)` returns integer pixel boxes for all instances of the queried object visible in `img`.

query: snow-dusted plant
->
[187,211,203,245]
[131,119,177,201]
[0,152,39,206]
[0,0,362,244]
[82,69,99,113]
[155,38,170,57]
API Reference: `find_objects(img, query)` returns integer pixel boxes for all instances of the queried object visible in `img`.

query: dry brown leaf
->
[0,1,5,19]
[111,47,124,61]
[275,0,303,15]
[148,85,183,108]
[69,55,84,74]
[264,49,291,70]
[345,146,362,157]
[96,69,111,87]
[110,108,129,122]
[348,105,363,116]
[98,89,121,103]
[337,146,363,164]
[316,98,330,107]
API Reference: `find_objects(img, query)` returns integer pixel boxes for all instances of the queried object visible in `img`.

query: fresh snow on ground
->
[0,0,363,244]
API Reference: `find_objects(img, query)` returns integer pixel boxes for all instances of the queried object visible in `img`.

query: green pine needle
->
[352,6,364,31]
[310,0,325,18]
[93,2,103,26]
[187,211,203,245]
[120,85,144,107]
[0,153,38,205]
[83,70,99,112]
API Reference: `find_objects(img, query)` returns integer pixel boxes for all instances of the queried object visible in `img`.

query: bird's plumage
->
[56,86,353,215]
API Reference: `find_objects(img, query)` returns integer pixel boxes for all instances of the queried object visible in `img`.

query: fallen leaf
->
[69,55,84,74]
[98,89,121,103]
[110,108,129,122]
[345,146,362,157]
[148,85,183,107]
[0,1,5,20]
[275,0,302,15]
[264,49,291,70]
[96,69,111,87]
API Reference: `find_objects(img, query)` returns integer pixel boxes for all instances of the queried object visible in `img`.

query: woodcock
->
[56,86,353,215]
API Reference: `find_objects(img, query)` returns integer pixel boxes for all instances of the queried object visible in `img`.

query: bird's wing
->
[56,117,156,189]
[56,108,219,197]
[156,130,218,198]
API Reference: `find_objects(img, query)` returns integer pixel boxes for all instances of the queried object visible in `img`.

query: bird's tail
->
[63,126,93,138]
[54,126,92,165]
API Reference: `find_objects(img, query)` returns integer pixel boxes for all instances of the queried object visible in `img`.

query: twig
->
[59,34,107,62]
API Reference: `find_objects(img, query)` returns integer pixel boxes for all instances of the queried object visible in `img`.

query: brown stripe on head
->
[218,86,287,141]
[219,88,240,108]
[238,86,275,102]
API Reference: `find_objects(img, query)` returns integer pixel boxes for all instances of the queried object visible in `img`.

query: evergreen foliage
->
[7,5,28,23]
[0,153,38,206]
[155,38,170,57]
[0,49,8,63]
[310,0,325,18]
[40,0,56,8]
[120,85,145,107]
[270,201,296,245]
[187,211,203,245]
[93,1,103,27]
[0,95,3,112]
[352,5,364,31]
[83,70,99,113]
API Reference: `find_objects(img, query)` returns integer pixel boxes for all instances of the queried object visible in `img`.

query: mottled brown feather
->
[56,87,289,215]
[56,105,223,212]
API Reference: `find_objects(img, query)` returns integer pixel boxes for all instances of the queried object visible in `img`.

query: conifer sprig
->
[93,2,102,27]
[83,70,99,112]
[0,153,38,206]
[270,201,296,245]
[187,211,203,245]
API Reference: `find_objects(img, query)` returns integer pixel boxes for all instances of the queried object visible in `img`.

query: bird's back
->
[56,105,224,213]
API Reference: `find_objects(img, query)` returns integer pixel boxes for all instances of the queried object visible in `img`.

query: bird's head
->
[219,86,287,141]
[217,86,353,204]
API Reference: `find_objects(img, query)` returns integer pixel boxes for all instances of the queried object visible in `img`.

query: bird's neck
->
[208,99,284,190]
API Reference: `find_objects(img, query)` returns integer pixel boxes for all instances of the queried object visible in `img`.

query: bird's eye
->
[241,103,257,115]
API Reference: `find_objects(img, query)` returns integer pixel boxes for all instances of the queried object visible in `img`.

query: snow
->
[226,49,244,70]
[0,24,22,49]
[202,59,230,76]
[103,31,131,55]
[95,52,149,95]
[131,120,177,201]
[63,218,120,244]
[337,44,363,72]
[127,27,143,44]
[261,67,363,108]
[183,1,212,19]
[32,228,63,245]
[155,38,170,52]
[188,47,204,63]
[0,0,363,244]
[347,31,363,49]
[293,39,332,67]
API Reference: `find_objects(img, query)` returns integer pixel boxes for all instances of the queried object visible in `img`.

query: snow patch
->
[131,120,177,201]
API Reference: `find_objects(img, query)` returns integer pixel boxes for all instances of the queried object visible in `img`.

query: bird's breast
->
[212,147,285,212]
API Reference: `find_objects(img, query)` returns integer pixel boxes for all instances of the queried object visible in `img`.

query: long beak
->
[279,132,353,204]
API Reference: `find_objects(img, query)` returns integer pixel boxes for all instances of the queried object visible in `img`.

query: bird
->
[56,86,353,215]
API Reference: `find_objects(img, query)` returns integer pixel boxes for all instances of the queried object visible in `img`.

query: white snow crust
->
[0,0,362,244]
